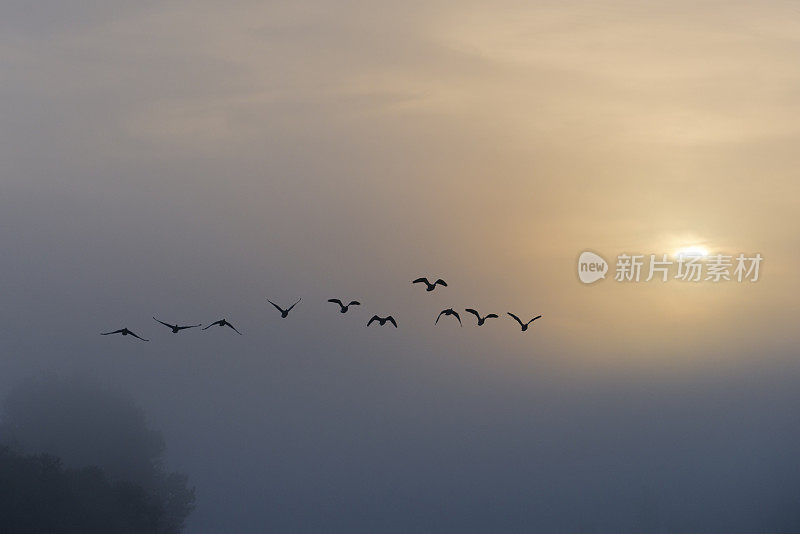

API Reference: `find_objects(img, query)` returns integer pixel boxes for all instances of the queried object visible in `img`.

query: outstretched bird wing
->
[267,299,285,313]
[100,329,125,335]
[507,312,524,327]
[412,277,429,285]
[286,298,302,312]
[464,308,481,320]
[452,310,462,326]
[177,324,201,330]
[435,310,446,324]
[434,279,447,287]
[386,316,398,328]
[127,330,149,341]
[153,317,175,329]
[485,314,499,319]
[328,298,343,306]
[526,315,543,325]
[367,315,379,326]
[348,301,361,306]
[224,322,242,335]
[202,321,220,330]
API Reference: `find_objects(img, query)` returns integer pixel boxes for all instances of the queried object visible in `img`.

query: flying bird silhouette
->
[412,277,447,292]
[328,299,361,313]
[435,308,462,326]
[507,313,542,331]
[268,298,301,318]
[202,319,242,335]
[153,317,201,333]
[100,328,149,341]
[464,309,499,326]
[367,315,398,328]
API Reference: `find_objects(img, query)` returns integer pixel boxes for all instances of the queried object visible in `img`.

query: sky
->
[1,0,800,531]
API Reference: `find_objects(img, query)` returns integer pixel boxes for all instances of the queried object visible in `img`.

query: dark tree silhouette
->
[0,446,164,533]
[0,377,194,533]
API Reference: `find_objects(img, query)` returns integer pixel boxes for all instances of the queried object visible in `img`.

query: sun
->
[674,245,709,259]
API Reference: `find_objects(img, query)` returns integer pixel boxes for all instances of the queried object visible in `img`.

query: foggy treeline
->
[0,376,194,533]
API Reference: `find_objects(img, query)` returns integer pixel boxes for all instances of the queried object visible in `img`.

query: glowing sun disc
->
[674,245,709,258]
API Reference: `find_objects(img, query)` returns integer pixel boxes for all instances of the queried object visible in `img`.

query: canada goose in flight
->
[464,309,498,326]
[412,277,447,292]
[367,315,398,328]
[100,328,149,341]
[153,317,201,333]
[268,298,301,318]
[202,319,242,335]
[435,308,462,326]
[328,299,361,313]
[507,313,542,332]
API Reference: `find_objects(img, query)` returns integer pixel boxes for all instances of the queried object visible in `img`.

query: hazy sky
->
[2,1,800,532]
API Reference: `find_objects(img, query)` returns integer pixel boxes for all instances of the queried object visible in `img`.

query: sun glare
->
[674,245,709,258]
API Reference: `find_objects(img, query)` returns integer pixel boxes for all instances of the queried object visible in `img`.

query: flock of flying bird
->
[100,277,543,341]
